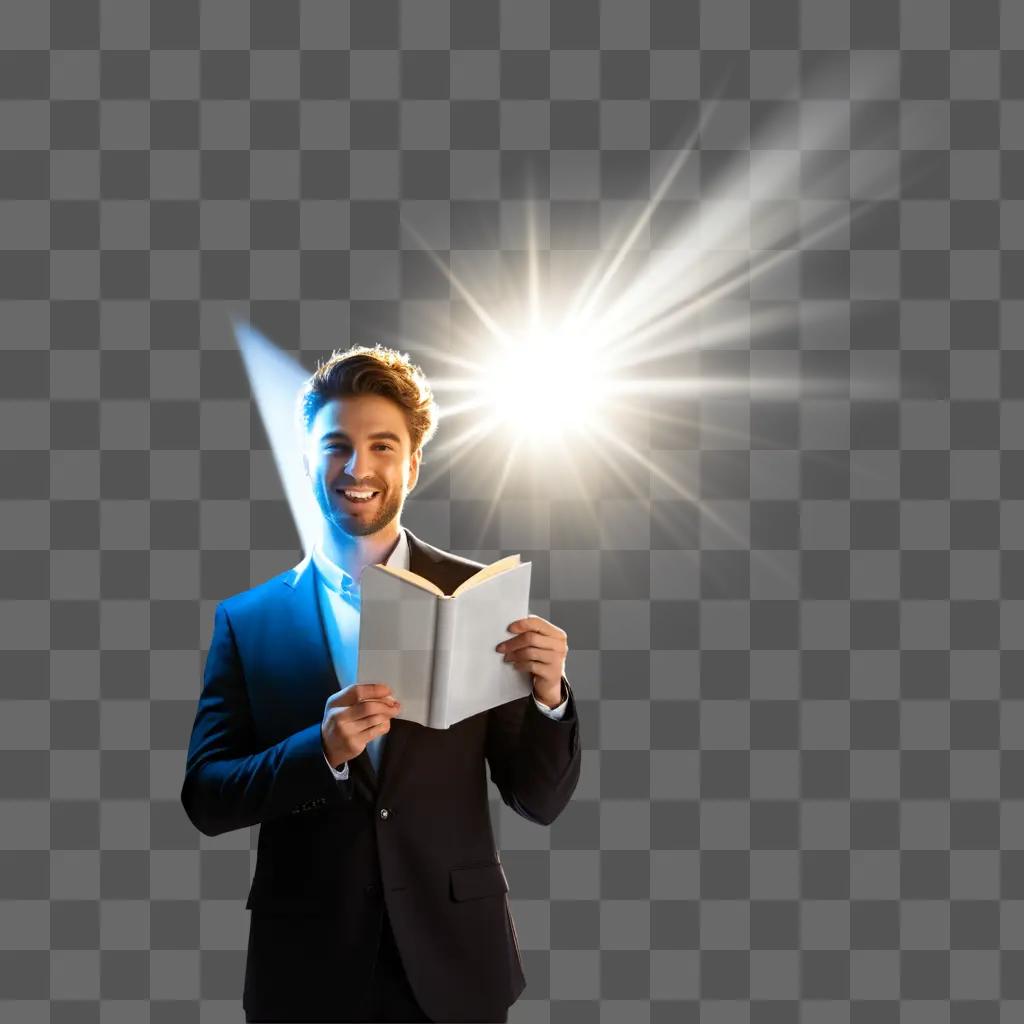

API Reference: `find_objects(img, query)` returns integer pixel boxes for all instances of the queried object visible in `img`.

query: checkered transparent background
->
[2,1,1024,1021]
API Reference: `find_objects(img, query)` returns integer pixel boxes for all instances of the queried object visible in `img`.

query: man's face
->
[303,394,421,539]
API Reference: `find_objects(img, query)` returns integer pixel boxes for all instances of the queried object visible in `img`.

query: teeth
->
[342,490,378,502]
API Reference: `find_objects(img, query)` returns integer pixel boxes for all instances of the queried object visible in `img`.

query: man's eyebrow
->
[319,430,403,444]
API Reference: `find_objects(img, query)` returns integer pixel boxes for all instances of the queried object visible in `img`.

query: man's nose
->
[344,447,372,479]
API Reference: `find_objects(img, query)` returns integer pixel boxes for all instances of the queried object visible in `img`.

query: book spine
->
[428,596,455,729]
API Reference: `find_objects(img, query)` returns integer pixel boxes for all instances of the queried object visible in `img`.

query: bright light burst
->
[402,74,898,523]
[472,326,616,439]
[234,61,900,555]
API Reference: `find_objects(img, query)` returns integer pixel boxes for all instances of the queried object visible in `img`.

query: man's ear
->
[407,448,421,492]
[301,451,310,480]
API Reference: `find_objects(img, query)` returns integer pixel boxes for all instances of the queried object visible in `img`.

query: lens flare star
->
[402,83,897,522]
[233,62,899,557]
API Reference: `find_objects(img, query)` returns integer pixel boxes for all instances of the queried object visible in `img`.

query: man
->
[180,344,581,1023]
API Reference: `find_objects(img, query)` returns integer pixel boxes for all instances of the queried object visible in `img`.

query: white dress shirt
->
[314,527,569,781]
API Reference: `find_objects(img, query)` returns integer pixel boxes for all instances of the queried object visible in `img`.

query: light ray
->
[527,203,543,331]
[471,431,526,553]
[568,109,713,326]
[580,419,752,552]
[230,318,324,555]
[400,217,509,343]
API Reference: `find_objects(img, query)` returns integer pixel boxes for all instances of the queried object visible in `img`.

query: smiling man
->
[180,344,581,1023]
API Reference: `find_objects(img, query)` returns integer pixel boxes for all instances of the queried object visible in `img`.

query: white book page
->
[445,561,533,727]
[356,564,436,727]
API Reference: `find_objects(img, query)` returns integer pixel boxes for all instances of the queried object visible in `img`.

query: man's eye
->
[325,444,392,452]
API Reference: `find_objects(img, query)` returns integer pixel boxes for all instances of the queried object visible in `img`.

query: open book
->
[355,555,533,729]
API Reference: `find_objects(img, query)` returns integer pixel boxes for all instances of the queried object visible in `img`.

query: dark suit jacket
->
[180,528,582,1022]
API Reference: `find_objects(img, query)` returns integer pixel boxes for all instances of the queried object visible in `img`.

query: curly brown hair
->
[296,344,439,453]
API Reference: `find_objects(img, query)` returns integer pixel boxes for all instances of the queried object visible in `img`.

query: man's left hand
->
[496,615,568,708]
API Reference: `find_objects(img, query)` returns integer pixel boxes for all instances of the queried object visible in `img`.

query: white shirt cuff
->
[323,747,350,780]
[533,693,568,719]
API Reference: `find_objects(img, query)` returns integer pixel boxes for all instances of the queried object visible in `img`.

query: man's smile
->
[337,487,381,506]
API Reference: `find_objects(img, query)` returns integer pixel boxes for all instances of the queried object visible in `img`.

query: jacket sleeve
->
[180,601,347,837]
[484,675,581,827]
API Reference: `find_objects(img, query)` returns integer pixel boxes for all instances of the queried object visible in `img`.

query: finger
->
[329,685,374,707]
[507,615,554,636]
[513,659,548,675]
[352,713,393,736]
[505,646,560,667]
[343,683,392,705]
[371,698,401,714]
[498,633,562,655]
[354,709,400,734]
[508,615,566,640]
[498,631,559,649]
[347,699,401,722]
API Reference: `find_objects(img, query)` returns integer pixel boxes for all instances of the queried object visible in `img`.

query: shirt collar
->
[311,528,409,598]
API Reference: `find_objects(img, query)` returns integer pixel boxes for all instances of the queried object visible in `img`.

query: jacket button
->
[379,808,389,819]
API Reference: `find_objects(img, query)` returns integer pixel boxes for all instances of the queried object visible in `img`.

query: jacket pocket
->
[449,861,509,902]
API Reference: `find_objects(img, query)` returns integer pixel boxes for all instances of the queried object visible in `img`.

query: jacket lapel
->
[280,528,463,800]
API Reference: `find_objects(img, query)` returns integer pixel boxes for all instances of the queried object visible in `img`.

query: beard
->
[312,477,403,538]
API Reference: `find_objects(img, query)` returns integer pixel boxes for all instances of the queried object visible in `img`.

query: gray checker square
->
[0,0,1019,1021]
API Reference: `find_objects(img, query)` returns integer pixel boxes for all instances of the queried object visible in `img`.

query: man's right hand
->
[321,683,402,768]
